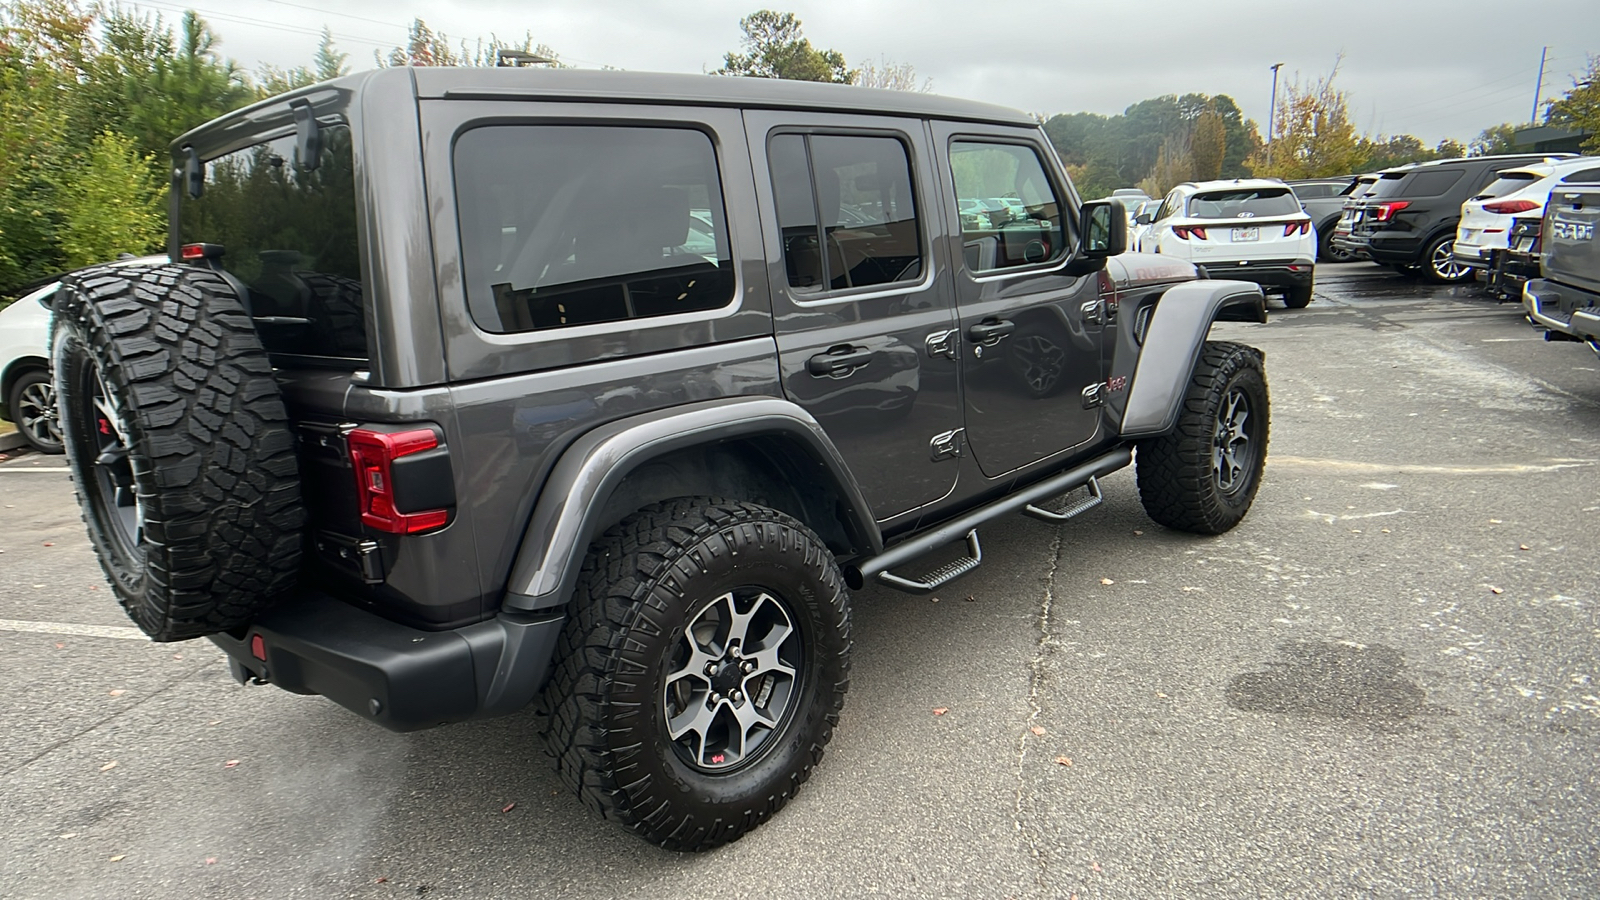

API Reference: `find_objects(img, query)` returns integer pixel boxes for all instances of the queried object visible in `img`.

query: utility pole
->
[1530,46,1548,123]
[1267,62,1285,166]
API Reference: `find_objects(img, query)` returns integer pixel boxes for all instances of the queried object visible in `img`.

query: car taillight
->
[1173,225,1208,240]
[1283,221,1311,236]
[180,242,224,260]
[1371,201,1410,222]
[348,428,450,534]
[1483,199,1539,214]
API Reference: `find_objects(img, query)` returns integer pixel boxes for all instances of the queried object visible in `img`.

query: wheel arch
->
[1120,280,1266,438]
[501,396,881,613]
[1,355,49,421]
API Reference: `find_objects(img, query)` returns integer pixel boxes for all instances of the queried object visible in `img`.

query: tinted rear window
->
[1477,172,1539,199]
[179,126,367,363]
[1560,167,1600,184]
[1186,188,1300,219]
[1370,168,1464,199]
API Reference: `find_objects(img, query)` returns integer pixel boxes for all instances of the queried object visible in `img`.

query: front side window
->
[769,133,923,292]
[179,125,367,362]
[454,125,735,334]
[948,141,1065,272]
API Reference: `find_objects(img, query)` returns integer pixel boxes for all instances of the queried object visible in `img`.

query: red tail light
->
[348,428,450,534]
[1173,225,1208,240]
[1483,199,1539,214]
[1371,201,1410,223]
[1283,221,1311,236]
[180,242,223,260]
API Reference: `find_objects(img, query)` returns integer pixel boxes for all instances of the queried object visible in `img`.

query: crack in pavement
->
[1013,527,1065,889]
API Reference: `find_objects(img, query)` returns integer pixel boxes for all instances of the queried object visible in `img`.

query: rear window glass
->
[179,125,367,362]
[1348,178,1378,199]
[453,125,734,334]
[1185,188,1300,219]
[1370,169,1463,198]
[1560,167,1600,184]
[1477,172,1539,199]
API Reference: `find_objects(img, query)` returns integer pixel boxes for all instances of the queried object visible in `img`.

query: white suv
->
[1139,179,1318,308]
[1455,157,1600,271]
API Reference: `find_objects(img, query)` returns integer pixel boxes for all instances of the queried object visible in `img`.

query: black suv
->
[51,68,1269,850]
[1336,153,1573,282]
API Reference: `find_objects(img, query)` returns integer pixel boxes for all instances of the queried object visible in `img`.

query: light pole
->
[1267,62,1284,166]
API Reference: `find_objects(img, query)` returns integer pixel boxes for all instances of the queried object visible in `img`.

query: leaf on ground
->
[205,857,216,865]
[932,707,949,716]
[109,855,125,862]
[55,642,65,649]
[172,654,183,660]
[108,690,125,697]
[1029,726,1047,736]
[59,833,78,840]
[223,760,240,768]
[502,802,516,813]
[930,596,940,603]
[1156,691,1169,699]
[1091,861,1103,873]
[376,877,388,883]
[1054,756,1073,767]
[1132,530,1143,536]
[1489,586,1504,595]
[1519,544,1530,551]
[963,595,975,602]
[1100,578,1115,585]
[42,542,54,547]
[207,720,220,726]
[99,761,117,772]
[1489,519,1501,524]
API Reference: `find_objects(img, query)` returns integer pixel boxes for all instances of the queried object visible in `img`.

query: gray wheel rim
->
[1213,387,1255,494]
[17,380,61,449]
[80,364,144,554]
[1430,240,1470,280]
[661,588,802,773]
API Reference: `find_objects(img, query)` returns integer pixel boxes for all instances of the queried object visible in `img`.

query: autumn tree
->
[716,10,853,83]
[1138,134,1194,197]
[853,56,930,92]
[1250,60,1364,179]
[1190,104,1227,181]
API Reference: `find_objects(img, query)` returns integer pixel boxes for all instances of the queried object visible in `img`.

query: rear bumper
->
[1197,259,1314,290]
[1523,279,1600,341]
[1339,230,1422,266]
[209,592,565,732]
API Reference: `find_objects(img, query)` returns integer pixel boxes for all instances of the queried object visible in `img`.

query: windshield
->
[1185,188,1301,219]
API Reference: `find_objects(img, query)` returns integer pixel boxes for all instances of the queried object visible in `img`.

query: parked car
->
[1487,215,1546,301]
[50,67,1270,852]
[1335,153,1574,283]
[1140,178,1317,307]
[1286,176,1359,262]
[1327,173,1382,256]
[1523,177,1600,351]
[1128,198,1163,249]
[0,255,164,453]
[1455,157,1600,275]
[1109,187,1153,207]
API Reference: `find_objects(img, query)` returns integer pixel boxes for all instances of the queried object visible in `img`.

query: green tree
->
[378,19,561,69]
[1190,104,1227,181]
[716,10,853,83]
[1469,122,1519,156]
[1250,62,1364,179]
[50,130,164,267]
[1545,55,1600,153]
[314,28,348,80]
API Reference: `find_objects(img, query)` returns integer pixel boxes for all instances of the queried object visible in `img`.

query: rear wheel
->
[1423,234,1474,284]
[1136,341,1269,535]
[541,497,850,851]
[52,264,304,641]
[7,369,63,453]
[1318,228,1356,263]
[1283,282,1314,309]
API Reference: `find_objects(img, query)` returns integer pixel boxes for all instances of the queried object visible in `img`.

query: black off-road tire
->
[1283,281,1314,309]
[1136,341,1269,535]
[52,264,304,641]
[540,497,851,851]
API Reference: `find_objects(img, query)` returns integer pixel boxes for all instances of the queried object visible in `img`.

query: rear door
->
[744,111,961,521]
[930,122,1103,477]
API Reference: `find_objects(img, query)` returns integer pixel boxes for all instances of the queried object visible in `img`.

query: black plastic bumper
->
[1197,260,1313,291]
[209,592,565,732]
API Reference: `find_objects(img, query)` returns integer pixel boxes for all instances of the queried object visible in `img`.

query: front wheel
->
[1423,234,1474,284]
[7,369,63,453]
[541,497,851,851]
[1136,341,1269,534]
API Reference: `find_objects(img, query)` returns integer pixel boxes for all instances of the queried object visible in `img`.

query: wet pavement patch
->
[1227,640,1442,730]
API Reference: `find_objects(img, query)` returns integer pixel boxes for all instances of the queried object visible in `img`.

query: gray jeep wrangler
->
[52,68,1269,850]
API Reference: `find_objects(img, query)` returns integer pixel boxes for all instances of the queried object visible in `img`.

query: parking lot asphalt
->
[1,262,1597,899]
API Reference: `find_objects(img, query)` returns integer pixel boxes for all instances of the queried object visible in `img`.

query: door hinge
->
[1080,299,1108,326]
[929,428,965,461]
[1081,383,1104,409]
[925,329,958,360]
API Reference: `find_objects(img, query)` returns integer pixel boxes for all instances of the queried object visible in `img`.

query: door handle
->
[807,346,873,377]
[967,319,1015,346]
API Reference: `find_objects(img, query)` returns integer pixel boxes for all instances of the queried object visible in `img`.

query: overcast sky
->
[129,0,1598,146]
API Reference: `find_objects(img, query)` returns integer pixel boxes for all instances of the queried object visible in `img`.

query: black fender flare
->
[500,396,881,613]
[1120,280,1265,438]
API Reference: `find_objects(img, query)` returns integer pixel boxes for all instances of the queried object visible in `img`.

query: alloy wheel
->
[79,364,144,557]
[661,588,803,773]
[1212,386,1255,495]
[1430,239,1471,281]
[17,379,62,450]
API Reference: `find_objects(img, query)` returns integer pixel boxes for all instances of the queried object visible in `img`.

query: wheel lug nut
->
[705,663,717,676]
[743,661,756,673]
[730,691,743,702]
[709,692,722,704]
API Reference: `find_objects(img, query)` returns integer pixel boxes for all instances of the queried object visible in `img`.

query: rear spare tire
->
[52,264,304,641]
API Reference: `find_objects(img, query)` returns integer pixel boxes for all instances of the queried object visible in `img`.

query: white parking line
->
[0,468,71,474]
[0,618,149,641]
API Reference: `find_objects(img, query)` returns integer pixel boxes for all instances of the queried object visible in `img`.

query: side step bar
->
[845,447,1133,592]
[1023,476,1103,523]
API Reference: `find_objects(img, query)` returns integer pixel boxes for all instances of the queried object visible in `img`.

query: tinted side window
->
[1397,169,1464,197]
[1293,183,1332,199]
[1560,168,1600,184]
[770,133,923,292]
[454,125,734,334]
[179,126,367,362]
[948,141,1065,272]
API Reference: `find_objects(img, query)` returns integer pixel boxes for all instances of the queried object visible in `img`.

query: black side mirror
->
[1079,200,1127,258]
[1134,212,1154,225]
[292,100,321,172]
[183,146,204,198]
